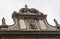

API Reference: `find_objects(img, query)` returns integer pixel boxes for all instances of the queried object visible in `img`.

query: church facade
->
[0,5,60,39]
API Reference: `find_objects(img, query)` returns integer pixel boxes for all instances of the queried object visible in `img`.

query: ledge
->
[0,30,60,35]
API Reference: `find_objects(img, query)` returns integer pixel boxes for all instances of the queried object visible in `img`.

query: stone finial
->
[54,19,59,25]
[54,19,60,29]
[2,17,6,25]
[25,4,28,8]
[25,4,28,13]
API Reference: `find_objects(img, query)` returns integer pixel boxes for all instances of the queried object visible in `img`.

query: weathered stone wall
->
[19,19,26,29]
[8,18,20,30]
[38,20,47,30]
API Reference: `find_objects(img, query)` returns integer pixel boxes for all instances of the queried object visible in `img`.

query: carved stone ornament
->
[2,17,6,25]
[19,5,40,14]
[54,19,59,25]
[29,20,37,29]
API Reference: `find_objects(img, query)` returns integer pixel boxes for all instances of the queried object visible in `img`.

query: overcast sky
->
[0,0,60,26]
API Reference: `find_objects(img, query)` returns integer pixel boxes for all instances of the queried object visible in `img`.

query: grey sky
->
[0,0,60,26]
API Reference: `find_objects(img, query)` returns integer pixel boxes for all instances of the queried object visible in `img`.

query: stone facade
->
[0,5,60,39]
